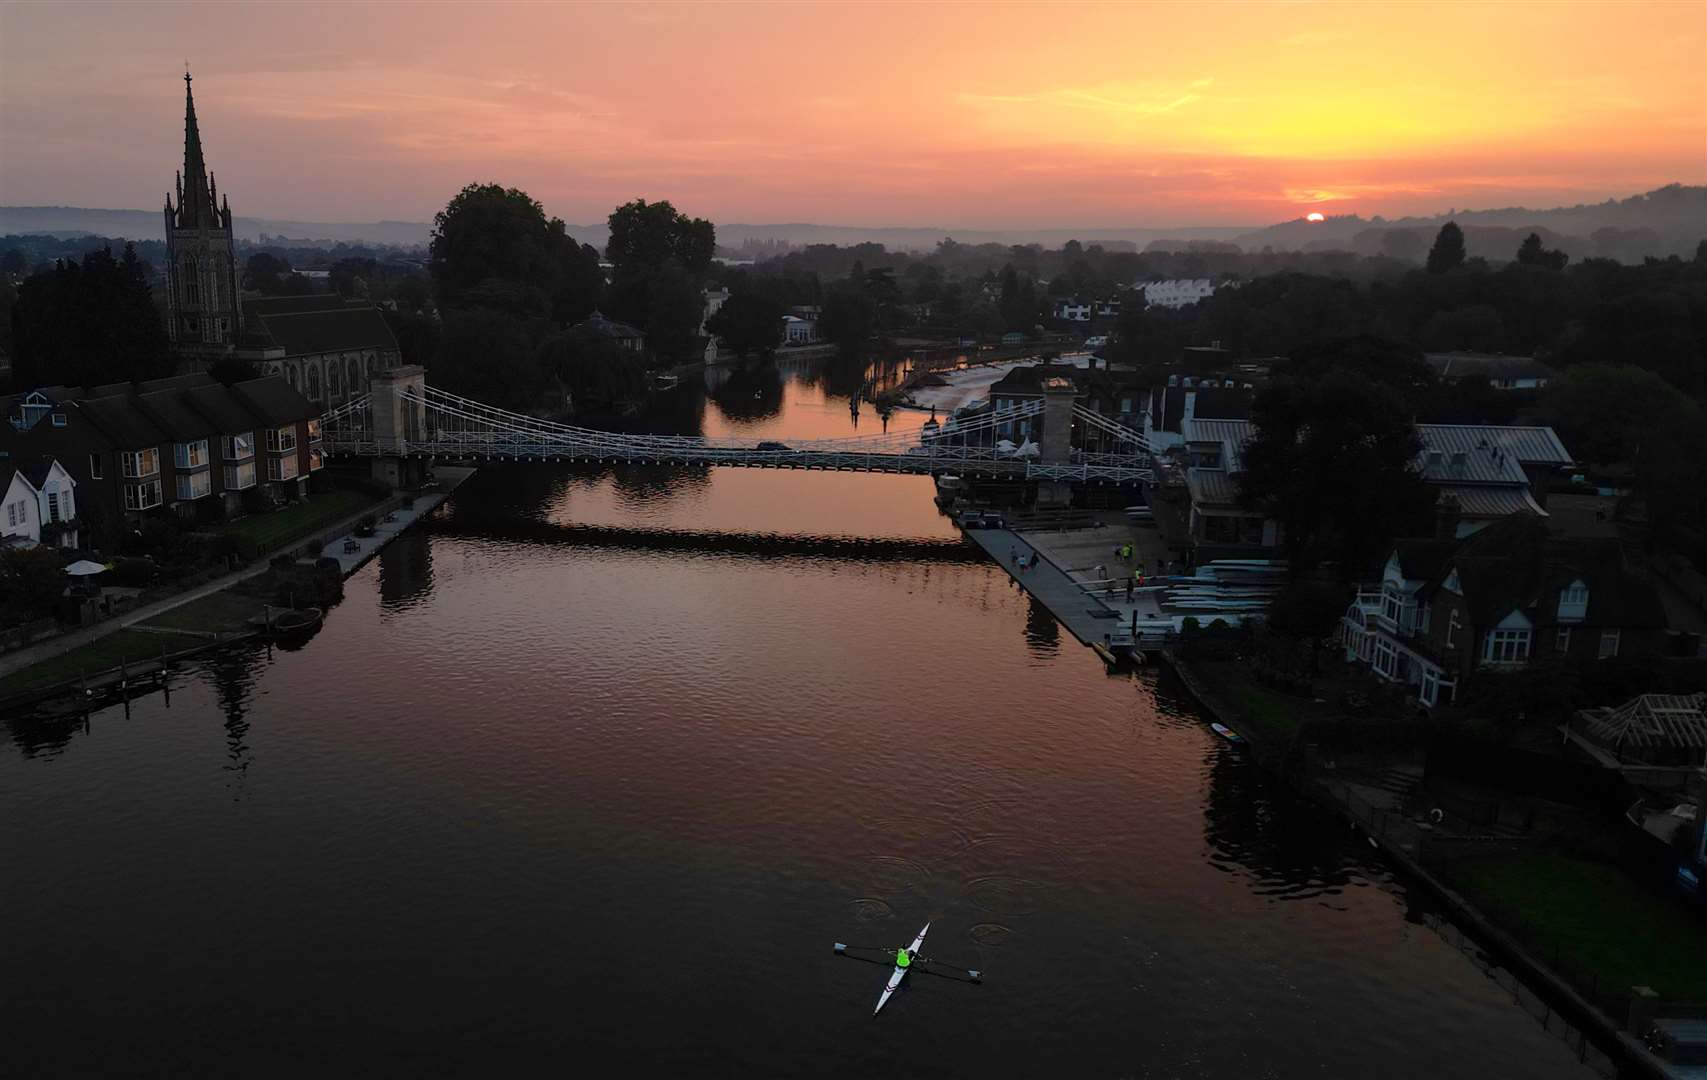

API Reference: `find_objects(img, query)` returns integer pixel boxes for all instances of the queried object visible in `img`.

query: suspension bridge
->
[320,369,1153,484]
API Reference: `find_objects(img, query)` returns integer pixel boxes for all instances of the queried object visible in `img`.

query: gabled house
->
[1,458,78,549]
[1341,514,1669,707]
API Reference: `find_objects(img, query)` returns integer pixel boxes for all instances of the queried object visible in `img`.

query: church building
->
[163,71,242,367]
[162,72,401,402]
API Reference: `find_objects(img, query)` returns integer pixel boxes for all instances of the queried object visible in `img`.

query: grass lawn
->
[223,491,372,553]
[1449,852,1707,1002]
[1237,684,1304,738]
[0,629,177,694]
[140,589,266,634]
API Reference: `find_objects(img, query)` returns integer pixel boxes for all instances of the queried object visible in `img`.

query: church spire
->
[179,69,215,227]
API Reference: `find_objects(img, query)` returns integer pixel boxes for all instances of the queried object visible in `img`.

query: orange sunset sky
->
[2,0,1703,228]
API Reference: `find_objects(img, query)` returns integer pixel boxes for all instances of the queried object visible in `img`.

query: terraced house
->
[1341,514,1670,707]
[0,374,321,546]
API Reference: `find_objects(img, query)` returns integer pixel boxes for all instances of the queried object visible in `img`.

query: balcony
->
[223,462,257,490]
[267,455,300,483]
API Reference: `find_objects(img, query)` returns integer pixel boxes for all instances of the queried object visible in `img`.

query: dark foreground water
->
[3,364,1590,1077]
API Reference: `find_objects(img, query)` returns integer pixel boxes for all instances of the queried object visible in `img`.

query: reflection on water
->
[0,354,1593,1078]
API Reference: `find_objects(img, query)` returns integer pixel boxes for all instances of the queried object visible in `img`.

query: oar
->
[913,957,983,983]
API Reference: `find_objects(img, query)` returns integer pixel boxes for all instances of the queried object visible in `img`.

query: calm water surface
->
[3,362,1590,1076]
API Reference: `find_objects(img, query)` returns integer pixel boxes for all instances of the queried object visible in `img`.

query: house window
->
[1556,627,1572,653]
[5,501,17,528]
[265,426,297,454]
[267,454,300,482]
[306,418,322,442]
[1421,670,1440,707]
[223,432,255,460]
[50,413,66,427]
[175,439,209,469]
[176,471,212,501]
[120,448,160,478]
[1599,630,1620,659]
[1483,629,1532,665]
[88,454,103,479]
[1382,586,1404,627]
[1373,639,1399,679]
[47,491,60,522]
[1446,610,1460,648]
[123,480,163,511]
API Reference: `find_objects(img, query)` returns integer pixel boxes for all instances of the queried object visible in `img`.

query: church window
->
[306,365,322,401]
[183,256,199,304]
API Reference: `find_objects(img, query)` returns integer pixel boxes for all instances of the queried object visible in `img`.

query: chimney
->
[1437,493,1463,539]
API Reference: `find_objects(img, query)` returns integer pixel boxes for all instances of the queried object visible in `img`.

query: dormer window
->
[1558,580,1589,623]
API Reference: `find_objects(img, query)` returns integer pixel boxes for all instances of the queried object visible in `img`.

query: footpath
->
[0,466,475,694]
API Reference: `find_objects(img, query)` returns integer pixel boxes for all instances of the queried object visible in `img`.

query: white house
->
[1,458,79,549]
[1138,278,1218,309]
[781,314,817,345]
[1055,298,1092,322]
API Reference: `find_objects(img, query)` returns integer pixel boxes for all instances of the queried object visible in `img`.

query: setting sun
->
[1306,212,1326,222]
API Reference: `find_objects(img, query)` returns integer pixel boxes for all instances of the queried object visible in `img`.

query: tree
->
[1240,372,1433,575]
[10,245,172,389]
[432,308,554,412]
[1426,222,1466,274]
[1540,363,1695,467]
[605,199,715,275]
[428,183,601,321]
[1516,233,1568,270]
[537,327,645,408]
[706,292,784,358]
[1266,581,1354,674]
[818,288,876,349]
[643,259,705,362]
[242,252,293,294]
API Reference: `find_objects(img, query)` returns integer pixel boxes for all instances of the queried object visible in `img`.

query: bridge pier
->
[370,365,428,491]
[1036,377,1077,508]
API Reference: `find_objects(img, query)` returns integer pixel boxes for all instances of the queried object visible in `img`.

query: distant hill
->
[6,184,1703,261]
[1233,184,1706,262]
[0,206,432,247]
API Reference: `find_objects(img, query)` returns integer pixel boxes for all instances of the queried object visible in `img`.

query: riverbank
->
[1159,647,1691,1080]
[0,467,475,709]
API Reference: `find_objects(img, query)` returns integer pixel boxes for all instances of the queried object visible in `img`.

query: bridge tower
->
[370,364,427,490]
[1036,376,1078,507]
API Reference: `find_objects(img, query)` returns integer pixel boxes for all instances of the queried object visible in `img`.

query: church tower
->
[164,70,242,368]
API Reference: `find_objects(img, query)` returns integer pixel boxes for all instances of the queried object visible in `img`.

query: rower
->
[895,947,911,969]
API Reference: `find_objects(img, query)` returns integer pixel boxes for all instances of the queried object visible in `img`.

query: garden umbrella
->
[63,560,108,576]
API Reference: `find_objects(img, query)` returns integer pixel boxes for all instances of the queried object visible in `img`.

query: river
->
[2,357,1592,1077]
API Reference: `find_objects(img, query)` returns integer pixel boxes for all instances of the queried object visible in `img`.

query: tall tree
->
[1239,373,1433,575]
[1426,221,1466,274]
[706,292,784,358]
[605,199,715,275]
[1516,232,1568,270]
[428,183,601,321]
[10,245,172,389]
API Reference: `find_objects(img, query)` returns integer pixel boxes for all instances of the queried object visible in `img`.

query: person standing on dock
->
[1125,576,1134,602]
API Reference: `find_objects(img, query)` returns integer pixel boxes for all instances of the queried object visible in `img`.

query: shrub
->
[111,557,157,588]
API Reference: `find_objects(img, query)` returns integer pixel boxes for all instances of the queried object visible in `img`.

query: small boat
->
[834,921,981,1016]
[1210,722,1244,744]
[270,607,323,637]
[877,923,929,1015]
